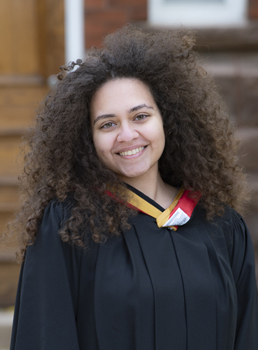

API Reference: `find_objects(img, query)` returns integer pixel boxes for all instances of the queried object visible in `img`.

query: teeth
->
[119,147,144,156]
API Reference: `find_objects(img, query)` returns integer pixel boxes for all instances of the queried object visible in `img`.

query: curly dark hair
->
[10,25,248,259]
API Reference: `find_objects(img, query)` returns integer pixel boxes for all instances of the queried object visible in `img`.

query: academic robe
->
[10,186,258,350]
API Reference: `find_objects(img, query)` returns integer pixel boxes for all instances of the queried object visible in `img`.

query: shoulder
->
[25,196,83,265]
[193,205,255,277]
[41,195,75,226]
[31,195,75,248]
[211,206,249,246]
[192,204,252,254]
[192,204,248,237]
[35,194,96,255]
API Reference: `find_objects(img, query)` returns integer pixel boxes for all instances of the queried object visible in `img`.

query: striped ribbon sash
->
[106,186,201,231]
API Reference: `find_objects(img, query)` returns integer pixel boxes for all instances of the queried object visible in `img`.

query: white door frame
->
[64,0,85,64]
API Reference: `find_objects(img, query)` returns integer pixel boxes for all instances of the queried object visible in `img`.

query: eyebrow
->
[128,104,153,113]
[93,104,154,125]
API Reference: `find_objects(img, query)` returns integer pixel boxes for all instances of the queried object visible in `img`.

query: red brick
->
[108,0,147,9]
[84,0,106,10]
[85,22,108,38]
[130,7,147,21]
[249,9,258,19]
[85,23,126,49]
[85,10,129,49]
[248,0,258,19]
[86,9,128,24]
[85,35,104,49]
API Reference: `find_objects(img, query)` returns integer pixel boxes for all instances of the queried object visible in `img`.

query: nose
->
[117,122,139,143]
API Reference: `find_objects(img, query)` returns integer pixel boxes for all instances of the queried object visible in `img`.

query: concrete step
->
[0,261,20,307]
[244,172,258,247]
[236,127,258,173]
[202,53,258,127]
[142,23,258,52]
[0,310,13,350]
[194,24,258,52]
[247,173,258,211]
[234,127,258,249]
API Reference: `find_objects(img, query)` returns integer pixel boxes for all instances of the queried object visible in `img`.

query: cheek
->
[157,132,166,154]
[93,134,102,156]
[93,133,112,161]
[148,123,165,150]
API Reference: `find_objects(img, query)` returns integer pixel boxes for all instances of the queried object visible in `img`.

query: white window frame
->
[149,0,248,27]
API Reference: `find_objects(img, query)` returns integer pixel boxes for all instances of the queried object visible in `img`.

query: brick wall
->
[84,0,147,49]
[85,0,257,50]
[249,0,258,19]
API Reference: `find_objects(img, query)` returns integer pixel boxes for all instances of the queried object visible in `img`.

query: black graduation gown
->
[10,189,258,350]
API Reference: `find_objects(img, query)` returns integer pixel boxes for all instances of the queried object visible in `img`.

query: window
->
[149,0,247,26]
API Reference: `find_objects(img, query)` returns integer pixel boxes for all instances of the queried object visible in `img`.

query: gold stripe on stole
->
[126,187,185,230]
[156,187,184,228]
[126,191,162,218]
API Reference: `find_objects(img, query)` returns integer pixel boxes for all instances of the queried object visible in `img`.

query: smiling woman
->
[91,78,167,193]
[9,25,258,350]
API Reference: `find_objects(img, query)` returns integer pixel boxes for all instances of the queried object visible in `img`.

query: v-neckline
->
[124,183,165,212]
[105,184,200,231]
[123,183,186,230]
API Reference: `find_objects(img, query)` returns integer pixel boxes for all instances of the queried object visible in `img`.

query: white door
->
[149,0,247,27]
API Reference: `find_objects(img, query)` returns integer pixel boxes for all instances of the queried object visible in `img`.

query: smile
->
[119,147,145,156]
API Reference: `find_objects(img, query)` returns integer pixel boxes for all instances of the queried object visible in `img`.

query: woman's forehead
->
[90,78,156,119]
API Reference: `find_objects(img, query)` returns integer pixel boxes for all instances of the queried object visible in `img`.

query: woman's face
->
[90,78,165,183]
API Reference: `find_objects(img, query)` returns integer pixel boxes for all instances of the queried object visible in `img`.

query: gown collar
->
[106,184,201,231]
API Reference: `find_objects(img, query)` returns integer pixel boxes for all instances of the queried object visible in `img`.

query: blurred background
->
[0,0,258,348]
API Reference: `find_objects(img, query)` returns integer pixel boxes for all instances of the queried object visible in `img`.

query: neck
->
[118,166,178,208]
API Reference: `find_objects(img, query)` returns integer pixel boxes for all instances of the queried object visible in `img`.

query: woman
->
[10,26,258,349]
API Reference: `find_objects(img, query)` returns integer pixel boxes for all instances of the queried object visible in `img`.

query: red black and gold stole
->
[106,186,201,231]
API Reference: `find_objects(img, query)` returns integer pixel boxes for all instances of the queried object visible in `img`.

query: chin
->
[118,168,150,180]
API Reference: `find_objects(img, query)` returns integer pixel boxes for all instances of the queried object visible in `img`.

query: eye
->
[134,114,148,121]
[100,121,116,129]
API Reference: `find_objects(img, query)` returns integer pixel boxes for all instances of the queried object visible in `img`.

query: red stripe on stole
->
[169,190,201,219]
[105,190,147,215]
